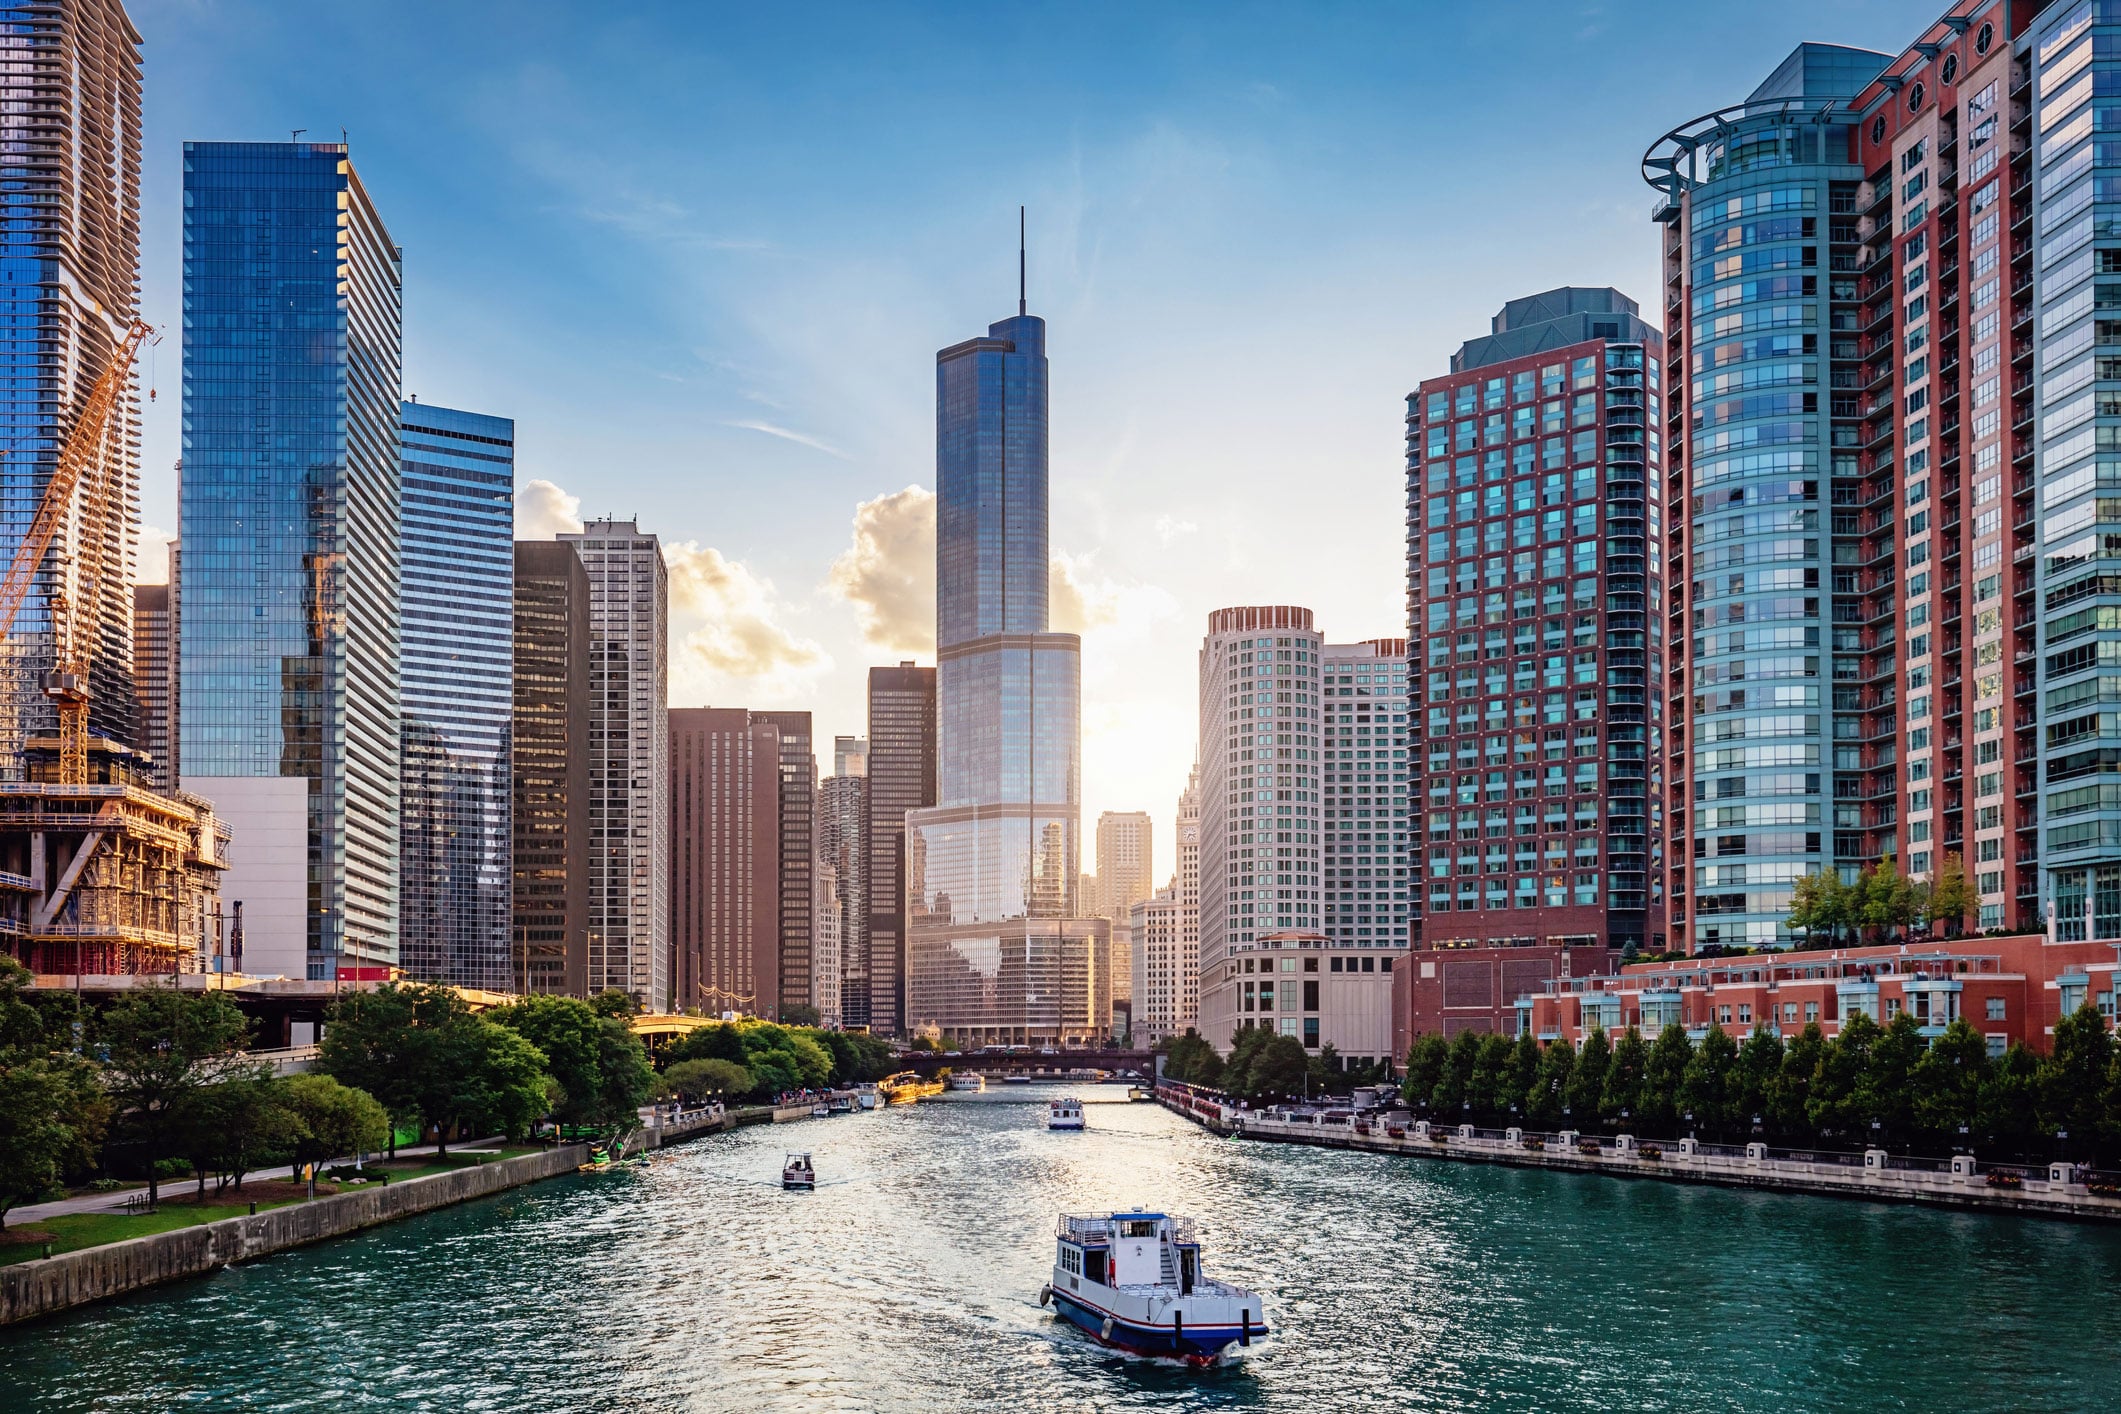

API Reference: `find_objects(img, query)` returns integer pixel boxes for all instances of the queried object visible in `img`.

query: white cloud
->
[138,525,176,582]
[1050,549,1181,641]
[666,540,832,695]
[825,485,935,655]
[516,479,583,538]
[1152,514,1197,544]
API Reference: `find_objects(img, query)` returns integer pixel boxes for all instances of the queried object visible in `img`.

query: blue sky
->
[137,0,1938,881]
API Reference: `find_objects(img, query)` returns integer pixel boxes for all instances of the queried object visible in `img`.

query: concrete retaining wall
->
[1160,1098,2121,1224]
[0,1144,588,1328]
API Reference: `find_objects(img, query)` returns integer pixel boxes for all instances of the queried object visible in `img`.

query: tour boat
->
[948,1073,986,1092]
[829,1093,855,1114]
[782,1153,815,1191]
[878,1071,945,1105]
[1048,1096,1085,1130]
[1002,1074,1032,1086]
[1040,1210,1267,1365]
[856,1085,881,1111]
[810,1102,831,1119]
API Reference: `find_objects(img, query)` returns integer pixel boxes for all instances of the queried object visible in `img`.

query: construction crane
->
[0,320,154,784]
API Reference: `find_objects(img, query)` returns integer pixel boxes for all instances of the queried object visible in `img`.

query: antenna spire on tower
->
[1018,205,1026,316]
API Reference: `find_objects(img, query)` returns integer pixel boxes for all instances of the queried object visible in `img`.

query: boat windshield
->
[1119,1219,1157,1238]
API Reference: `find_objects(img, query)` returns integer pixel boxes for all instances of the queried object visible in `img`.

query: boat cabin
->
[1055,1211,1201,1294]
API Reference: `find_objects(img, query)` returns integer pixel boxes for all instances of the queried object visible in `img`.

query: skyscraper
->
[0,0,142,775]
[1193,606,1325,1050]
[669,708,779,1017]
[559,519,669,1009]
[1093,809,1153,1019]
[181,141,402,980]
[398,402,513,991]
[1175,768,1201,1033]
[866,661,935,1036]
[1128,884,1183,1045]
[753,709,817,1019]
[1404,288,1663,953]
[1322,640,1412,946]
[1644,21,2060,951]
[905,281,1107,1046]
[512,541,590,995]
[818,748,869,1029]
[131,579,172,787]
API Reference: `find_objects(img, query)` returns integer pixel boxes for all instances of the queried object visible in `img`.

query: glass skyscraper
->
[180,142,403,979]
[905,305,1106,1045]
[398,401,512,991]
[0,1,142,773]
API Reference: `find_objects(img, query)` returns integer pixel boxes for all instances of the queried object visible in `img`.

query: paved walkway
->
[6,1137,509,1225]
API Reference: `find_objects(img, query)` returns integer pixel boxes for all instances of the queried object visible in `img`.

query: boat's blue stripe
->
[1050,1288,1264,1342]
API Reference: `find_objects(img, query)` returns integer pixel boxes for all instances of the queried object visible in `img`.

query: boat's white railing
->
[1057,1214,1111,1241]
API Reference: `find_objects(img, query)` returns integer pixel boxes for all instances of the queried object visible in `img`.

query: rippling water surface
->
[7,1093,2121,1411]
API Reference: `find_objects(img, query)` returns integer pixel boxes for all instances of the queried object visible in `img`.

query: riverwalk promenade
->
[0,1095,848,1327]
[1156,1084,2121,1224]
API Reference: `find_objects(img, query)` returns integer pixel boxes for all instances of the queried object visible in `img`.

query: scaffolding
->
[0,736,228,974]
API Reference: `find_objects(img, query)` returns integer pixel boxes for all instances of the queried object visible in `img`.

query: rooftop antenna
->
[1018,205,1026,317]
[291,128,306,143]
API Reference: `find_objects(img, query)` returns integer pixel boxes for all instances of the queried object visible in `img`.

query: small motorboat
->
[782,1153,816,1191]
[811,1102,831,1119]
[1126,1086,1153,1103]
[1048,1096,1085,1131]
[829,1093,855,1114]
[1041,1210,1266,1365]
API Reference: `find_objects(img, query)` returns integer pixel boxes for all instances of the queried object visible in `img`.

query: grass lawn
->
[0,1192,310,1267]
[355,1144,545,1184]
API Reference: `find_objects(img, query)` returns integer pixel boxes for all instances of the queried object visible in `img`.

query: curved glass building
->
[1646,45,1892,951]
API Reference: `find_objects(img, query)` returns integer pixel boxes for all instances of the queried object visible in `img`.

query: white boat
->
[1040,1210,1266,1365]
[810,1102,831,1119]
[1048,1096,1085,1130]
[856,1085,881,1111]
[948,1073,986,1092]
[782,1152,815,1190]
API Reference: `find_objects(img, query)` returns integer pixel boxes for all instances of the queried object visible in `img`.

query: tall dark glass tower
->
[398,402,512,991]
[905,255,1106,1046]
[180,142,403,980]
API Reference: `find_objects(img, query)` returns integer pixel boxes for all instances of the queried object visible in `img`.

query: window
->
[1985,997,2006,1021]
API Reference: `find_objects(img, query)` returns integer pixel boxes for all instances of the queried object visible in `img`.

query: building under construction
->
[0,734,227,974]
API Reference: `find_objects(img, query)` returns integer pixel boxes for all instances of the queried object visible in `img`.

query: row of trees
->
[1402,1005,2121,1165]
[1784,856,1975,948]
[652,1017,897,1101]
[1158,1029,1393,1104]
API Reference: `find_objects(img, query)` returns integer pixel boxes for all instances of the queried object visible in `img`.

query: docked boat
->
[1048,1096,1085,1130]
[948,1073,986,1092]
[829,1093,855,1114]
[810,1102,831,1119]
[878,1071,946,1105]
[1040,1210,1266,1365]
[1126,1085,1153,1103]
[856,1084,881,1111]
[1002,1074,1032,1086]
[782,1153,815,1190]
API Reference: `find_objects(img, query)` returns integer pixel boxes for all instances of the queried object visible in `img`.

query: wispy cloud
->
[666,540,833,695]
[515,479,584,538]
[825,485,935,655]
[1153,514,1198,544]
[727,419,848,459]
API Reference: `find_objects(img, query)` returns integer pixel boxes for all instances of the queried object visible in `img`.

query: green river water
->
[4,1092,2118,1411]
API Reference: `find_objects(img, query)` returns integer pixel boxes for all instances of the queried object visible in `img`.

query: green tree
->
[1499,1031,1540,1123]
[1639,1024,1693,1135]
[490,995,655,1127]
[663,1058,752,1100]
[175,1069,297,1193]
[779,1004,822,1028]
[1787,869,1851,947]
[588,990,637,1019]
[1678,1024,1737,1137]
[1161,1031,1224,1089]
[1771,1023,1826,1140]
[1729,1026,1784,1135]
[1564,1027,1610,1123]
[1223,1026,1275,1100]
[1910,1018,1990,1147]
[1402,1034,1448,1113]
[1854,859,1919,944]
[98,980,253,1210]
[1240,1035,1312,1102]
[1467,1033,1512,1124]
[432,1019,551,1146]
[1599,1027,1646,1128]
[1808,1011,1880,1139]
[2040,1003,2116,1162]
[1859,1012,1926,1147]
[1526,1039,1575,1128]
[281,1073,390,1181]
[661,1021,750,1069]
[1431,1029,1482,1117]
[1977,1042,2043,1159]
[318,983,460,1156]
[0,958,105,1226]
[1924,853,1974,938]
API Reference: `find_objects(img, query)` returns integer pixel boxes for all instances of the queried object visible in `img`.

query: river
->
[5,1091,2120,1411]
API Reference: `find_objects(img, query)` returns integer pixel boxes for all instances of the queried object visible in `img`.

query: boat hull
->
[1048,1287,1263,1365]
[1048,1118,1084,1130]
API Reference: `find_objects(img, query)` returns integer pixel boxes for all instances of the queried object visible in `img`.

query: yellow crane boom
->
[0,320,154,783]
